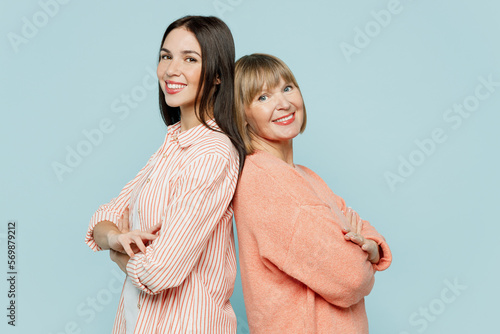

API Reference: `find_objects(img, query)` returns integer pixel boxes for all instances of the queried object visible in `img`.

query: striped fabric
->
[85,119,239,333]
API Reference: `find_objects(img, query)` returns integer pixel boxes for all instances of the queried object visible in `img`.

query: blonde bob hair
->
[234,53,307,154]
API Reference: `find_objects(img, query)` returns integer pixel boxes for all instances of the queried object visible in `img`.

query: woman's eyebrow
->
[160,48,201,57]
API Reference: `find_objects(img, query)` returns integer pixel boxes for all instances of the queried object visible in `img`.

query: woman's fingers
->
[344,230,380,263]
[344,232,364,246]
[348,207,358,233]
[131,235,147,254]
[122,241,135,258]
[118,236,140,257]
[346,207,363,235]
[147,223,162,234]
[116,230,158,256]
[342,207,353,232]
[138,231,159,242]
[339,206,351,232]
[340,206,365,236]
[131,232,158,253]
[348,207,355,232]
[353,211,362,235]
[361,243,371,252]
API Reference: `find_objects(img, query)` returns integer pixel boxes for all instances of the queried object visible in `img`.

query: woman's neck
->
[180,113,201,132]
[252,137,294,166]
[179,106,213,132]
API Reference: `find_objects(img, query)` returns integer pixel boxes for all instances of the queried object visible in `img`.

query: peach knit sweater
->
[233,150,391,334]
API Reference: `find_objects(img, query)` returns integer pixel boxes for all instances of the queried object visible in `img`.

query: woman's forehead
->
[259,75,292,91]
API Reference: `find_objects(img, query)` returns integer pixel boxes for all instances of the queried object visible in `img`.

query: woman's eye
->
[186,57,197,63]
[257,95,268,102]
[161,54,171,60]
[284,85,293,92]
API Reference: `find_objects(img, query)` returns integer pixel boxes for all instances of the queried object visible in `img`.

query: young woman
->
[85,16,245,333]
[233,53,392,333]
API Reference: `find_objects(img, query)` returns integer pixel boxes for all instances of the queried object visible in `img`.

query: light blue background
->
[2,0,499,333]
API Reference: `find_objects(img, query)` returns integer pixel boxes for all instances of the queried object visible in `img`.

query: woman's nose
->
[166,59,181,77]
[276,93,291,110]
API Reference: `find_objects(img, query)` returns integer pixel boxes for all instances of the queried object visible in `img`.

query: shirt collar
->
[167,119,220,149]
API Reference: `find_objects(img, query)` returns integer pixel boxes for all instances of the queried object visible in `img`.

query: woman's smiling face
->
[157,27,202,115]
[244,77,305,145]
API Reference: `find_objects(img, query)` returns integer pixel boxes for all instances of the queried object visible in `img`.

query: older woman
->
[233,53,392,333]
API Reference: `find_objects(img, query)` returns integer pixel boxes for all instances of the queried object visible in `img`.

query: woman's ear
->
[214,76,221,85]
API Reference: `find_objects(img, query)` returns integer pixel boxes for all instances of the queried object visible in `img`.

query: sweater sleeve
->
[235,158,377,308]
[300,165,392,272]
[126,152,238,295]
[283,204,376,308]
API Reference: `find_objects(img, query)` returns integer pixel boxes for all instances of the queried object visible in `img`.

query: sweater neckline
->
[253,149,302,171]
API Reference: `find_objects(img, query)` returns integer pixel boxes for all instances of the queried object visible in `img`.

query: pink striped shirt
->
[85,119,239,333]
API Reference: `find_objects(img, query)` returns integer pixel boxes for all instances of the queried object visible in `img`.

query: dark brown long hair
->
[158,16,246,170]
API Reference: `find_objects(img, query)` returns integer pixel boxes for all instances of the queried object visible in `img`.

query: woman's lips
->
[272,112,295,125]
[165,81,187,94]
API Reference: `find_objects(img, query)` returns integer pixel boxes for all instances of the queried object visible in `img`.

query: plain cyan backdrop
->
[1,0,499,333]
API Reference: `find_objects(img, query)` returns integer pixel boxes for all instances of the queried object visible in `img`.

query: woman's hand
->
[343,232,380,264]
[342,207,380,264]
[342,207,362,235]
[107,208,161,258]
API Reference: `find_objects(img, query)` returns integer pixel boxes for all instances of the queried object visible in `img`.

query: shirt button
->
[137,209,141,214]
[146,178,150,183]
[137,302,141,309]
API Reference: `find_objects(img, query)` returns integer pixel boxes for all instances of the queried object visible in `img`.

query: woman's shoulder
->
[238,151,325,206]
[295,164,344,208]
[189,124,236,159]
[244,151,318,180]
[295,164,325,183]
